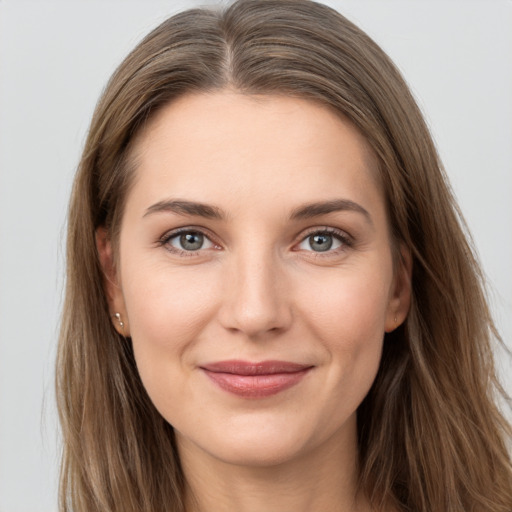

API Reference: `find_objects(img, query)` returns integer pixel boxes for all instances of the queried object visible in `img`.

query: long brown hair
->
[56,1,512,510]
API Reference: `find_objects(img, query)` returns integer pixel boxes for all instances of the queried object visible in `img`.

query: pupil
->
[310,234,332,252]
[180,232,203,251]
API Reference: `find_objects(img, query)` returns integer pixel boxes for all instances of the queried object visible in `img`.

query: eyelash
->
[157,226,353,257]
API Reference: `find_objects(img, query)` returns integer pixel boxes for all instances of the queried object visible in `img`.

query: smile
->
[200,360,313,398]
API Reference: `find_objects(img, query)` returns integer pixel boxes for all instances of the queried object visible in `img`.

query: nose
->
[218,249,292,338]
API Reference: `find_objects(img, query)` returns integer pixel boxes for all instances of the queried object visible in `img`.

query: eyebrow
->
[290,199,373,225]
[143,198,372,225]
[144,199,225,219]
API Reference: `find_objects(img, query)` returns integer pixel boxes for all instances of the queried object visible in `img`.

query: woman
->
[56,0,512,511]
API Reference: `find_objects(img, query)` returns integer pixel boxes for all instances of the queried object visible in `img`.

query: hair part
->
[57,1,512,511]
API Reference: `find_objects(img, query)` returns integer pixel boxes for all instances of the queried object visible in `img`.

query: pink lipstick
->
[200,360,312,398]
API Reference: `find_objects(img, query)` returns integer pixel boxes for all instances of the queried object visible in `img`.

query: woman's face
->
[100,91,410,468]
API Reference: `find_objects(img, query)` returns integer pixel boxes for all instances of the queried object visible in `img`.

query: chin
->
[191,433,311,468]
[174,408,354,470]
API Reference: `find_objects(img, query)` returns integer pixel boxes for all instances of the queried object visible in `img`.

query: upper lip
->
[200,360,313,375]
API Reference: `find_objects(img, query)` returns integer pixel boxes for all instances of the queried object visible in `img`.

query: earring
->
[394,314,398,325]
[114,312,124,330]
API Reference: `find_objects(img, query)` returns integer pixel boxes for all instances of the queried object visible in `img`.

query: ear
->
[96,227,130,336]
[385,244,412,333]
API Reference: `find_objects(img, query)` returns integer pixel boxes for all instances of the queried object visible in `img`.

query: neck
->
[177,419,371,512]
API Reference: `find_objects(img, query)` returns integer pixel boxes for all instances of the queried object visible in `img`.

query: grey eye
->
[169,231,213,251]
[308,233,333,252]
[180,232,203,250]
[298,232,343,252]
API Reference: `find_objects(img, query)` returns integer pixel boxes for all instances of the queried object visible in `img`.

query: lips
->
[200,360,313,398]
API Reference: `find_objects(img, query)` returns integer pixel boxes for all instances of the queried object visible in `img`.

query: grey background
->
[1,1,511,511]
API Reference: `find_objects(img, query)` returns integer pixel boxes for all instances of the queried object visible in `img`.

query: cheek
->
[297,265,392,347]
[304,268,389,408]
[120,258,220,376]
[295,263,392,397]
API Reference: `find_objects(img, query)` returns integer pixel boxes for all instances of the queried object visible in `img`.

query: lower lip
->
[202,368,311,398]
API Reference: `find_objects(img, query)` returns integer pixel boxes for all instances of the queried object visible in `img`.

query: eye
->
[166,230,215,252]
[297,230,349,253]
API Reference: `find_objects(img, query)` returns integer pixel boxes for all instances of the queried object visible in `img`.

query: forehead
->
[127,91,384,221]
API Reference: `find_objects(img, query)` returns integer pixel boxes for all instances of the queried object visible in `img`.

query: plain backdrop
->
[1,1,511,511]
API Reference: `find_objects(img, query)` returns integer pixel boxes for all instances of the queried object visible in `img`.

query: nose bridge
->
[220,241,291,337]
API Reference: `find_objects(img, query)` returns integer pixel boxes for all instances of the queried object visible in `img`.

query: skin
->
[97,91,411,512]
